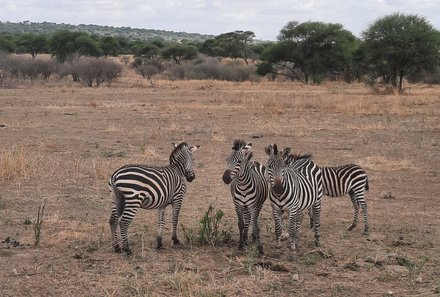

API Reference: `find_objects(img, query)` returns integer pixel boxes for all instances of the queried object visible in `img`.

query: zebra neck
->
[168,163,186,178]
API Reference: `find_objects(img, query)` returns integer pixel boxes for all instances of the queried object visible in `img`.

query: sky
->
[1,0,439,40]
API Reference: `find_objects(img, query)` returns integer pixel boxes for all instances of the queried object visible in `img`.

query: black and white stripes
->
[265,144,323,256]
[321,165,369,233]
[108,142,199,254]
[222,140,269,254]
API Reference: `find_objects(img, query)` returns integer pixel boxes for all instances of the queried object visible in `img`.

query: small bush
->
[0,53,56,82]
[163,57,258,82]
[61,57,122,87]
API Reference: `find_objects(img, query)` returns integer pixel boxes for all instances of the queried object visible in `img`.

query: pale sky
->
[1,0,439,40]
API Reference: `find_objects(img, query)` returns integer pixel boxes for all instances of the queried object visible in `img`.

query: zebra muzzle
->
[186,174,195,182]
[222,170,232,184]
[273,179,284,195]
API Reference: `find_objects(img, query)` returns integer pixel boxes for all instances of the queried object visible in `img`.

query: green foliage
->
[261,21,358,83]
[200,31,255,64]
[0,35,14,53]
[14,33,48,58]
[194,204,230,246]
[0,21,214,43]
[160,44,198,65]
[49,30,102,63]
[360,13,440,92]
[99,36,120,57]
[34,200,46,247]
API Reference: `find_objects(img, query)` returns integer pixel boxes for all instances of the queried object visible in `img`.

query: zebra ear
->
[283,147,291,159]
[264,144,273,156]
[244,142,252,151]
[172,142,178,148]
[273,144,278,155]
[189,145,200,153]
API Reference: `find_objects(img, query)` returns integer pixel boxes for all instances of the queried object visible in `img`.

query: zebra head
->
[222,140,252,184]
[265,144,286,195]
[170,142,200,182]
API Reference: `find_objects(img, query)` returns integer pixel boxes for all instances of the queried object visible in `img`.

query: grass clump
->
[0,145,27,180]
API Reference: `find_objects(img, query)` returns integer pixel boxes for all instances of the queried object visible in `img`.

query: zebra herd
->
[108,140,369,258]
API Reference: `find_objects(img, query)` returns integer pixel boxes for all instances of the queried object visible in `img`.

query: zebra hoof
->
[172,237,181,245]
[257,245,264,255]
[348,225,356,231]
[122,247,132,256]
[156,236,163,250]
[113,245,122,253]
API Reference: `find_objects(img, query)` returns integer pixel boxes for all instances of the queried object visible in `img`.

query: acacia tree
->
[160,43,198,65]
[14,33,48,58]
[258,21,357,83]
[49,30,102,63]
[200,31,255,64]
[99,36,120,57]
[361,13,440,92]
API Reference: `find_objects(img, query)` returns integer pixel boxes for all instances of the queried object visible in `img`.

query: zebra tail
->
[365,177,369,192]
[111,185,125,217]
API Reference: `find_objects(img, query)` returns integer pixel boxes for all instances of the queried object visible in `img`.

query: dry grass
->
[0,145,28,180]
[1,72,440,296]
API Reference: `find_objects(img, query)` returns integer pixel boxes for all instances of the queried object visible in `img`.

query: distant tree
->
[99,36,120,57]
[200,31,255,64]
[258,21,357,83]
[49,30,102,63]
[14,33,48,58]
[131,42,160,58]
[0,35,14,53]
[160,43,198,65]
[133,57,164,87]
[360,13,440,92]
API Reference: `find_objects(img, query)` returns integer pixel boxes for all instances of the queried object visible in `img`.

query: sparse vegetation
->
[0,145,27,180]
[33,200,46,247]
[0,76,439,296]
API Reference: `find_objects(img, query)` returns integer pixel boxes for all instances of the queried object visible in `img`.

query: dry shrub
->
[0,145,27,180]
[60,57,122,87]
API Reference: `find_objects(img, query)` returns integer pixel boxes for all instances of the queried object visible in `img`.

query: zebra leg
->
[311,203,321,247]
[288,210,301,260]
[272,207,283,248]
[171,201,183,245]
[109,204,121,253]
[358,195,369,234]
[157,208,165,249]
[307,208,314,229]
[235,206,245,250]
[348,192,360,231]
[119,205,140,255]
[250,208,263,255]
[243,208,250,247]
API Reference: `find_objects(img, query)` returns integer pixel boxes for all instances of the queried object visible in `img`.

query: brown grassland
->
[0,65,440,296]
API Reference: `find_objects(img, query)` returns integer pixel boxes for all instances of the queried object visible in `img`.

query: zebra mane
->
[169,142,188,163]
[289,153,313,161]
[232,139,246,150]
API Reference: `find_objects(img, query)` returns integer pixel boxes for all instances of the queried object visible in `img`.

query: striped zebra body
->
[222,140,268,254]
[265,144,323,256]
[108,142,199,254]
[321,164,369,233]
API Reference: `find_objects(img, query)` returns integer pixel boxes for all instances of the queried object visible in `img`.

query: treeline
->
[0,21,214,42]
[1,13,439,91]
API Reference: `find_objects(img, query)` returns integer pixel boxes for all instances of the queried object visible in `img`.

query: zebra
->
[222,140,269,254]
[108,142,200,255]
[265,144,323,257]
[283,148,369,234]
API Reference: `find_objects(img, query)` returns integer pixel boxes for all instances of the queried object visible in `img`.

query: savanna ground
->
[0,65,439,297]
